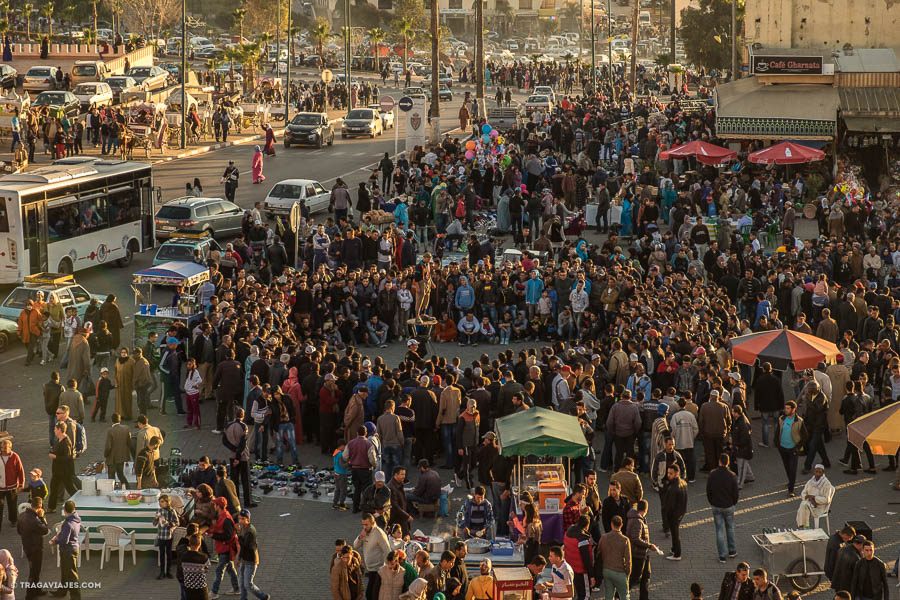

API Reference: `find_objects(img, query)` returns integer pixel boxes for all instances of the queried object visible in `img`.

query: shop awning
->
[842,116,900,133]
[496,407,588,458]
[715,77,838,140]
[839,87,900,133]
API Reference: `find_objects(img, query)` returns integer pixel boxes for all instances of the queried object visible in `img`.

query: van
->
[639,10,651,25]
[70,60,111,85]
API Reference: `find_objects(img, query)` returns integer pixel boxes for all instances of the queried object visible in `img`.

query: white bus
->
[0,160,155,283]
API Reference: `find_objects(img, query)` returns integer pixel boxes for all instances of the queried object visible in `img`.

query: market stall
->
[71,488,191,552]
[730,329,840,371]
[496,408,589,544]
[131,262,208,352]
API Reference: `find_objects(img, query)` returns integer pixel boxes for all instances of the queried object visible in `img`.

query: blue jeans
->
[275,423,298,464]
[254,424,269,462]
[711,505,736,559]
[599,431,615,471]
[239,562,267,600]
[441,423,456,468]
[480,304,498,325]
[212,553,238,594]
[760,411,778,446]
[638,431,651,473]
[383,445,403,477]
[403,437,413,467]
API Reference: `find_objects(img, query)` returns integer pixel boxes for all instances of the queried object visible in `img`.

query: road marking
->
[354,152,367,157]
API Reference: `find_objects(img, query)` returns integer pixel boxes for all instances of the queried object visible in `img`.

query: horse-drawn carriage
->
[121,101,167,159]
[239,101,269,130]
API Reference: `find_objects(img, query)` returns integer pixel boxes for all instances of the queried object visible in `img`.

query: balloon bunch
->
[463,123,506,164]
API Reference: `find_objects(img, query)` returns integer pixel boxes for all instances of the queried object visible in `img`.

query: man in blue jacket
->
[49,500,80,599]
[455,276,476,320]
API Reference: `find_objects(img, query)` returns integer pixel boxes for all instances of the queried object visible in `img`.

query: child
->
[39,309,52,365]
[498,312,512,345]
[153,494,178,579]
[537,290,553,327]
[479,317,497,345]
[332,441,349,511]
[513,311,528,341]
[92,367,112,422]
[27,469,48,504]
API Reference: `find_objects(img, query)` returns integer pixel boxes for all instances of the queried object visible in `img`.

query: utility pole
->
[181,0,186,149]
[579,0,584,63]
[590,0,595,93]
[607,0,612,86]
[475,0,484,117]
[629,0,638,94]
[345,0,352,113]
[286,14,292,121]
[276,0,280,74]
[430,0,440,143]
[730,0,737,79]
[669,0,675,64]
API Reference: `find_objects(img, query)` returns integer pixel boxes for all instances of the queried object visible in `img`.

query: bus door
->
[22,202,47,274]
[139,180,156,250]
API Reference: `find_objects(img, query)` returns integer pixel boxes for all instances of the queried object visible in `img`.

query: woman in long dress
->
[251,145,265,184]
[243,345,260,401]
[620,195,633,236]
[263,124,276,157]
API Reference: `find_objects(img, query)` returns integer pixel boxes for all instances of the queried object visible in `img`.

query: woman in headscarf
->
[243,345,260,400]
[263,124,276,157]
[114,346,135,420]
[99,294,124,349]
[251,145,265,184]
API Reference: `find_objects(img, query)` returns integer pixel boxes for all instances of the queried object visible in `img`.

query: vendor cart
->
[131,261,209,352]
[752,529,829,593]
[125,101,167,158]
[495,567,535,600]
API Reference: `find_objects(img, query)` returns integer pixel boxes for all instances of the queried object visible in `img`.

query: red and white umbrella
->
[658,140,737,166]
[748,141,825,165]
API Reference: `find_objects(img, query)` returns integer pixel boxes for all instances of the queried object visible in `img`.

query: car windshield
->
[156,245,194,260]
[269,184,303,199]
[290,114,321,126]
[107,78,129,89]
[3,288,41,310]
[73,84,96,94]
[72,65,97,75]
[130,68,151,76]
[156,206,191,219]
[346,110,372,120]
[528,96,548,102]
[35,93,66,104]
[27,68,51,76]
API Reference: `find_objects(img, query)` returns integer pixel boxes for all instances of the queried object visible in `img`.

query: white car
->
[368,104,394,129]
[263,179,331,217]
[524,94,553,113]
[72,82,113,109]
[533,86,556,103]
[23,66,59,91]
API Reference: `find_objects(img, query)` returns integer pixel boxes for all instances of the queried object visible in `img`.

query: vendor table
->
[608,205,623,227]
[430,546,524,577]
[71,489,189,552]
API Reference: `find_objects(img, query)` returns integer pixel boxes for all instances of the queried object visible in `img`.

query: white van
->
[639,10,651,26]
[70,60,111,85]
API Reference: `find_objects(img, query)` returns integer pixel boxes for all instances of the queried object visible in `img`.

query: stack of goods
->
[833,162,868,207]
[249,462,346,501]
[364,209,395,224]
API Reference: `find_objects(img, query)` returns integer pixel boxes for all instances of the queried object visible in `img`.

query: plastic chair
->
[97,524,137,571]
[165,527,187,567]
[51,522,90,567]
[813,509,831,532]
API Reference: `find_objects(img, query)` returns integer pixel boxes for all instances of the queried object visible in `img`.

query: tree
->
[561,2,581,32]
[678,0,743,70]
[41,1,53,37]
[232,7,246,42]
[367,27,386,74]
[309,17,330,62]
[90,0,98,45]
[494,0,513,35]
[223,46,241,89]
[23,3,33,40]
[120,0,180,52]
[257,31,273,68]
[81,26,96,43]
[392,0,425,28]
[392,16,414,72]
[238,40,262,91]
[243,0,289,38]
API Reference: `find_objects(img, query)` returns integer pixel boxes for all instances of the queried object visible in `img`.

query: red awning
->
[658,140,737,165]
[748,141,825,165]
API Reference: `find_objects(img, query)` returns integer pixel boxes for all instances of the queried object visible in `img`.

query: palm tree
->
[288,24,300,60]
[367,27,385,74]
[90,0,99,45]
[23,3,33,40]
[394,16,414,73]
[561,2,581,31]
[309,17,330,64]
[0,19,8,41]
[238,40,262,91]
[257,31,273,65]
[81,26,96,44]
[232,7,246,42]
[223,46,241,90]
[41,1,54,38]
[0,2,9,28]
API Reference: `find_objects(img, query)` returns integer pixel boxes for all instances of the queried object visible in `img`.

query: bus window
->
[79,196,108,231]
[109,188,141,224]
[48,203,82,240]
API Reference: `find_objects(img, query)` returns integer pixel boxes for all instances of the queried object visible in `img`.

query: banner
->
[405,97,427,150]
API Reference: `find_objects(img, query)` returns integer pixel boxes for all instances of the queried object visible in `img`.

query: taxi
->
[0,273,102,321]
[152,231,222,266]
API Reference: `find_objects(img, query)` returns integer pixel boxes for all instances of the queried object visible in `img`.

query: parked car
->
[341,107,383,139]
[422,73,452,87]
[0,273,102,323]
[127,65,169,91]
[524,94,553,113]
[32,91,80,119]
[105,76,141,102]
[153,197,244,240]
[263,179,331,217]
[425,83,453,102]
[0,65,16,91]
[368,104,394,129]
[152,232,223,266]
[533,85,556,103]
[283,112,334,148]
[403,86,426,100]
[23,66,59,92]
[70,60,111,85]
[72,82,114,110]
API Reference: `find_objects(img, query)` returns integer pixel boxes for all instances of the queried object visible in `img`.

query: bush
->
[806,173,825,202]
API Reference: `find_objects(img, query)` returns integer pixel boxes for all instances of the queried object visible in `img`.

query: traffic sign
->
[290,201,303,233]
[380,95,396,112]
[321,69,334,83]
[398,96,413,112]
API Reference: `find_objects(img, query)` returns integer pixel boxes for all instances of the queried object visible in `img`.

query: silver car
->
[23,66,59,92]
[154,197,244,240]
[126,65,169,91]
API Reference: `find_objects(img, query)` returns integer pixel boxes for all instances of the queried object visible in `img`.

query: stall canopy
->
[730,329,840,370]
[133,261,209,286]
[839,87,900,133]
[748,141,825,165]
[848,402,900,455]
[657,140,737,165]
[715,77,838,140]
[496,407,588,458]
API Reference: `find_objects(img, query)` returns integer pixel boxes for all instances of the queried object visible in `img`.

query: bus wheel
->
[0,332,8,353]
[57,258,73,275]
[116,240,138,267]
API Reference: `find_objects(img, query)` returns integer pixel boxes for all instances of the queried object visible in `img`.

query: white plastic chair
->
[164,527,187,567]
[97,524,137,571]
[51,522,90,567]
[813,509,831,532]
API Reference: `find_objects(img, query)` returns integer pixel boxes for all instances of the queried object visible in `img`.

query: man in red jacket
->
[563,514,595,600]
[207,496,239,597]
[0,439,25,532]
[17,300,43,366]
